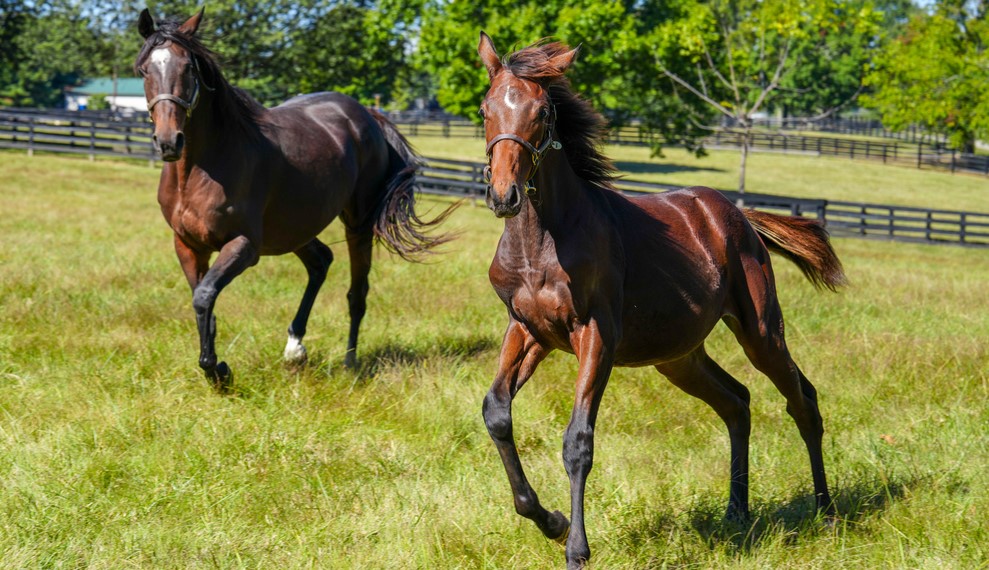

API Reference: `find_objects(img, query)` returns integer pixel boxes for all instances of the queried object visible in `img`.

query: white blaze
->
[503,86,520,110]
[150,48,172,75]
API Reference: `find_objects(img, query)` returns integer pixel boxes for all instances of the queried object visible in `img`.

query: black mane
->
[503,41,617,187]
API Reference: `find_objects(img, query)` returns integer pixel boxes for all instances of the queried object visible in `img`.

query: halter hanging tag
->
[551,140,562,150]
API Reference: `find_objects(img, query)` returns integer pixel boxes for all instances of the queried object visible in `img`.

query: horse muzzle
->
[486,182,524,218]
[153,130,185,162]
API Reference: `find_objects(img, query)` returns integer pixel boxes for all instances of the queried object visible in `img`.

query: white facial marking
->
[503,85,520,110]
[284,335,308,364]
[150,48,172,75]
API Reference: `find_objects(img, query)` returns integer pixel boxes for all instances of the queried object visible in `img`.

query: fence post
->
[950,149,956,173]
[89,122,96,161]
[917,144,922,169]
[28,117,35,157]
[960,213,967,243]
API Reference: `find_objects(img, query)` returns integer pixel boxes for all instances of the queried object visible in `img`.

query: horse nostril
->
[175,132,185,150]
[508,183,523,208]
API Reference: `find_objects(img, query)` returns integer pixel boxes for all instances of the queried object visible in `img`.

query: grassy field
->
[0,149,987,569]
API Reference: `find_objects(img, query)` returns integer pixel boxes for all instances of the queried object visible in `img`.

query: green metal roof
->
[69,78,146,96]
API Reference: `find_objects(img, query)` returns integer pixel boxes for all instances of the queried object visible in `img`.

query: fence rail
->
[419,157,989,248]
[2,109,985,247]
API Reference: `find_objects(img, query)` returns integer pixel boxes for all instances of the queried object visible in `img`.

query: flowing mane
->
[134,17,266,139]
[503,41,617,187]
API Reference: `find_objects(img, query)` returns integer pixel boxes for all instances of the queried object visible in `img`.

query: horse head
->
[136,8,211,162]
[477,32,576,218]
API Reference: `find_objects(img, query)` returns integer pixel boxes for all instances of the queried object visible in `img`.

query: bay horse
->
[477,33,845,568]
[135,9,452,389]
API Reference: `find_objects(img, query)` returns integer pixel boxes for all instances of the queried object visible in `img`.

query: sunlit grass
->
[0,152,986,568]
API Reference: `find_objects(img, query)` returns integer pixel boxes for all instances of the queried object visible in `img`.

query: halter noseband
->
[146,56,214,121]
[484,105,562,201]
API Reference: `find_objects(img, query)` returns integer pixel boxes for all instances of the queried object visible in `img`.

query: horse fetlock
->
[283,335,308,365]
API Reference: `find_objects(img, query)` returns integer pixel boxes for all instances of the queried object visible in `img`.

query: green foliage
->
[862,1,989,152]
[415,0,713,152]
[0,1,108,107]
[142,0,416,106]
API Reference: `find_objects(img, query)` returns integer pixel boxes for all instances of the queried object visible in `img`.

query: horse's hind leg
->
[285,238,334,366]
[656,347,752,521]
[343,226,373,369]
[726,258,834,516]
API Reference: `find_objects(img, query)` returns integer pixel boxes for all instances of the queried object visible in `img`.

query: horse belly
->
[613,294,725,367]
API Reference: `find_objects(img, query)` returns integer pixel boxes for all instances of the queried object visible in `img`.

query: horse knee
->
[192,284,217,315]
[482,392,512,442]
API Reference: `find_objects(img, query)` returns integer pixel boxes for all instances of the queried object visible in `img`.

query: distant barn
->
[64,78,146,114]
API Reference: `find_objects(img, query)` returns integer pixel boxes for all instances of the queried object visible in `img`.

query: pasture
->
[0,148,987,568]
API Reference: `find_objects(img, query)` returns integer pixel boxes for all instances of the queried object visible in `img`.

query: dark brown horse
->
[477,33,845,568]
[135,8,451,389]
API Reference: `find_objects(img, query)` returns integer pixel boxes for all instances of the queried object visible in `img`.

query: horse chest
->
[493,268,578,348]
[165,194,244,251]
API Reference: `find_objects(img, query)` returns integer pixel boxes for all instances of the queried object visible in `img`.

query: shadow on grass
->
[614,160,725,177]
[352,334,498,379]
[621,476,910,555]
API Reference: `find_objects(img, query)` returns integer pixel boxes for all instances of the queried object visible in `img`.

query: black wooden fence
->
[419,157,989,248]
[0,108,155,162]
[2,109,986,247]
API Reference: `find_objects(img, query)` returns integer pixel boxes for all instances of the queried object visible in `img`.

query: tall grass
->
[0,151,986,568]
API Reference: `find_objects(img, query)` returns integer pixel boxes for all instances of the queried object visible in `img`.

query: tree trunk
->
[737,127,750,207]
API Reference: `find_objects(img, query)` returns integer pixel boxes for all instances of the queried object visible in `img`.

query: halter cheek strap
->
[146,56,213,122]
[484,105,562,201]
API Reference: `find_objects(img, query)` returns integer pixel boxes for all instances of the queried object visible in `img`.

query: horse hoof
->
[343,352,357,370]
[207,361,233,392]
[549,511,571,544]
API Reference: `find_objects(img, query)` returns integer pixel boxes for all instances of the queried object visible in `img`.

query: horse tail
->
[366,108,457,261]
[743,209,846,291]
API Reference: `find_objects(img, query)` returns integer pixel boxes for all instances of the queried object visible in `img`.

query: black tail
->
[368,108,457,261]
[743,209,846,291]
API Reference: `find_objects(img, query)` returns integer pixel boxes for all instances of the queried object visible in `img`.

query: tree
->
[862,0,989,152]
[415,0,713,152]
[650,0,881,196]
[141,1,415,106]
[0,1,108,107]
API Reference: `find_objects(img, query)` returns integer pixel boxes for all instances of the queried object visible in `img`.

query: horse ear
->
[178,7,205,35]
[478,31,502,81]
[138,8,155,39]
[548,45,580,75]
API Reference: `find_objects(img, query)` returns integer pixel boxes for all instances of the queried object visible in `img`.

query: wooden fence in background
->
[419,157,989,248]
[2,109,986,247]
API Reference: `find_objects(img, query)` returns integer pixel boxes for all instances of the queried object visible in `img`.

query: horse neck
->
[503,149,593,249]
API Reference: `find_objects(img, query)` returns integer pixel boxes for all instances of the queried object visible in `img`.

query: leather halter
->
[146,56,214,121]
[484,105,562,201]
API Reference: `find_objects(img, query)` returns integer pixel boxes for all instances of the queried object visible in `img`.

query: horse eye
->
[478,107,485,119]
[538,107,549,120]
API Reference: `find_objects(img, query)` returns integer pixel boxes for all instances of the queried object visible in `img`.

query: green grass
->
[1,151,987,568]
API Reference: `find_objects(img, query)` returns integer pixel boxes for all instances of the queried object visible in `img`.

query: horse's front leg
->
[563,320,615,569]
[483,320,570,540]
[177,235,259,390]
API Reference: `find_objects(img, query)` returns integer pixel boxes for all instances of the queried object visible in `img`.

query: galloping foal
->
[477,33,845,568]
